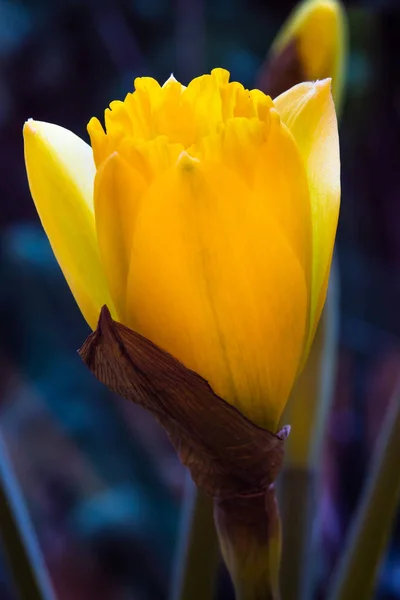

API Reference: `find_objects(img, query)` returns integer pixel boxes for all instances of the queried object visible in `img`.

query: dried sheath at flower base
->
[79,306,289,599]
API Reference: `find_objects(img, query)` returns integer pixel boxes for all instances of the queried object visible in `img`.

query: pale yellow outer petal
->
[94,152,147,321]
[126,156,308,430]
[23,120,114,328]
[274,79,340,352]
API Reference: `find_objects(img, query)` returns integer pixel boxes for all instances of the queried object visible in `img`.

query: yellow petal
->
[117,135,185,183]
[94,152,147,321]
[152,79,195,146]
[274,79,340,349]
[194,117,270,186]
[87,116,111,168]
[23,119,114,328]
[182,71,224,138]
[124,76,162,139]
[253,109,312,292]
[126,156,308,430]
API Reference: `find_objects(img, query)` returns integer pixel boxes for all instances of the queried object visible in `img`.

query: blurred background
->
[0,0,400,598]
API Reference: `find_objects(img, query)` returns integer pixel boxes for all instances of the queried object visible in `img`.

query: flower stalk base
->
[215,487,281,600]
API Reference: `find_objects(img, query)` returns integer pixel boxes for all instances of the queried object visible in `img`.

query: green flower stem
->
[0,430,56,600]
[328,386,400,600]
[215,487,282,600]
[279,264,339,600]
[170,473,219,600]
[279,468,316,600]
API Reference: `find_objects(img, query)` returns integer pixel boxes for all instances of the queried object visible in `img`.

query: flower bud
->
[261,0,347,111]
[23,70,340,431]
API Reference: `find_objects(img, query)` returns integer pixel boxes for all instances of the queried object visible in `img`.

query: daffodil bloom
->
[270,0,347,110]
[23,68,340,431]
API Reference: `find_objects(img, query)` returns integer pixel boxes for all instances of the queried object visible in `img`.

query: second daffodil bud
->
[263,0,347,110]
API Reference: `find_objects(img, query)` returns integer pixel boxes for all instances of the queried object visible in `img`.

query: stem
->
[0,430,56,600]
[328,386,400,600]
[215,486,282,600]
[170,473,219,600]
[280,262,339,600]
[279,468,316,600]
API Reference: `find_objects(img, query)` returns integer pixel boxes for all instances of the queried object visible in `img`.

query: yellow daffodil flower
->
[23,68,340,431]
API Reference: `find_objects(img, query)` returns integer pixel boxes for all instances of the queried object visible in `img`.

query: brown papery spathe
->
[79,305,288,499]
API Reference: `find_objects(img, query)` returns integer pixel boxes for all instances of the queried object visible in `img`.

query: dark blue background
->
[0,0,399,598]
